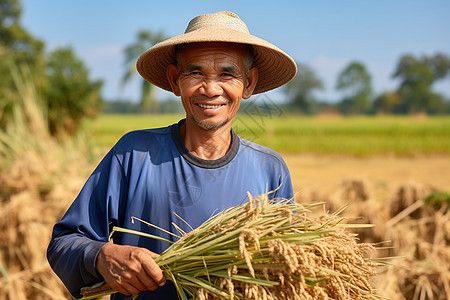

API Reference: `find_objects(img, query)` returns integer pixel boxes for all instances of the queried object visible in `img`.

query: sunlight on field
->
[89,114,450,156]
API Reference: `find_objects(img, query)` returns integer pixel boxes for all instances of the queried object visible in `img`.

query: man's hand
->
[96,243,166,296]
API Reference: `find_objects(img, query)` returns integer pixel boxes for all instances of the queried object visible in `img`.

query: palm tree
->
[122,30,166,113]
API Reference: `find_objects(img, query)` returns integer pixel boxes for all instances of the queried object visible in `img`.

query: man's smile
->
[196,103,225,109]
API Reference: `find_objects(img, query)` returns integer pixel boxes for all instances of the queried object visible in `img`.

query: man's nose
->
[199,79,223,97]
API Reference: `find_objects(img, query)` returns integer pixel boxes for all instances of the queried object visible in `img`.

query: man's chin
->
[191,116,230,130]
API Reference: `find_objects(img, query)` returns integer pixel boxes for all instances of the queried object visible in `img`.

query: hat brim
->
[136,28,297,95]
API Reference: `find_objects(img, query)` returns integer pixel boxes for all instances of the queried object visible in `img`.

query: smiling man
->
[47,11,297,300]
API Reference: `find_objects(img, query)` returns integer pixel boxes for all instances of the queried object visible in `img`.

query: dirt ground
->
[283,154,450,196]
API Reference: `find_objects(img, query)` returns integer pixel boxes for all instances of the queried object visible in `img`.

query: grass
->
[87,113,450,156]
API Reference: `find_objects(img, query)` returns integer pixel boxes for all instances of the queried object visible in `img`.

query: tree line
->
[112,30,450,116]
[285,54,450,115]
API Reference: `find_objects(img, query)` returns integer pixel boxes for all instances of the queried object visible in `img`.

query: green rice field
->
[88,114,450,156]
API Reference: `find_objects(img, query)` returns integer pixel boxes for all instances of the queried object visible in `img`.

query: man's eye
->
[220,73,233,77]
[189,71,202,76]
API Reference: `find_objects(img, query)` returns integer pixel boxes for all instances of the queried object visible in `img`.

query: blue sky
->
[21,0,450,102]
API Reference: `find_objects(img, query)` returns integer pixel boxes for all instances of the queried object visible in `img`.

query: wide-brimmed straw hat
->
[136,11,297,95]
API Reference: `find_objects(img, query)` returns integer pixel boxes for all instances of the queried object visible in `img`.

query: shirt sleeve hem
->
[85,240,108,279]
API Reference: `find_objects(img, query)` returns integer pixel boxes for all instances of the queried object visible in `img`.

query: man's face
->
[167,42,257,131]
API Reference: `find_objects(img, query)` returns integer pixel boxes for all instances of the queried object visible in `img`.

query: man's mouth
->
[197,104,224,109]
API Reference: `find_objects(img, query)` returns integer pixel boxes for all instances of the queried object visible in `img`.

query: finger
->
[109,272,148,295]
[141,258,166,287]
[121,282,141,296]
[136,267,160,291]
[109,281,133,296]
[129,275,148,292]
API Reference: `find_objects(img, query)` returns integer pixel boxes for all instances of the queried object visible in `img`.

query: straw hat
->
[136,11,297,95]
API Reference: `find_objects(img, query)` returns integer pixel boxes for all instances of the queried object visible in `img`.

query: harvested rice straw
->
[80,192,381,300]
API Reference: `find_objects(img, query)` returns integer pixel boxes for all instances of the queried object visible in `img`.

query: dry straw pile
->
[317,179,450,300]
[81,192,380,300]
[0,66,94,299]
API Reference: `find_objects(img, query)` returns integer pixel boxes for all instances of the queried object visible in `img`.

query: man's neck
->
[180,120,232,160]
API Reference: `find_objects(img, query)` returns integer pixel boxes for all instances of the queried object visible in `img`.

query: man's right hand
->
[96,243,166,296]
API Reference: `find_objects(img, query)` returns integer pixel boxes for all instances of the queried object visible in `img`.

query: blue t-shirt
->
[47,120,293,299]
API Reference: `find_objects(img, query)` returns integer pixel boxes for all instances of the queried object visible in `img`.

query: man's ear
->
[166,64,180,96]
[242,67,258,99]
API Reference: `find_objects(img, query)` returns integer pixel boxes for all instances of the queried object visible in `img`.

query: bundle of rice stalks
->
[81,192,380,300]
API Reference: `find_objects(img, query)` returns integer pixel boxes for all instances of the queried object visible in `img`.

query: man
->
[47,11,297,299]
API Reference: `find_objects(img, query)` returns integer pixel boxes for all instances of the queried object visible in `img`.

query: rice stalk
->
[0,64,49,169]
[80,192,381,300]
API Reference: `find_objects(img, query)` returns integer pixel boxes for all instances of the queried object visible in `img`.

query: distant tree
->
[373,91,402,114]
[425,52,450,81]
[160,99,184,114]
[43,47,103,136]
[445,100,450,114]
[101,99,140,114]
[0,0,44,67]
[122,30,166,113]
[393,53,450,114]
[283,62,323,114]
[336,61,372,114]
[0,0,45,128]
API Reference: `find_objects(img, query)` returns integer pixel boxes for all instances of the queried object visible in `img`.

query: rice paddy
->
[89,113,450,156]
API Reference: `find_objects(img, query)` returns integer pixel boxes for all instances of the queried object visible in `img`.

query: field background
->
[90,114,450,156]
[89,114,450,193]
